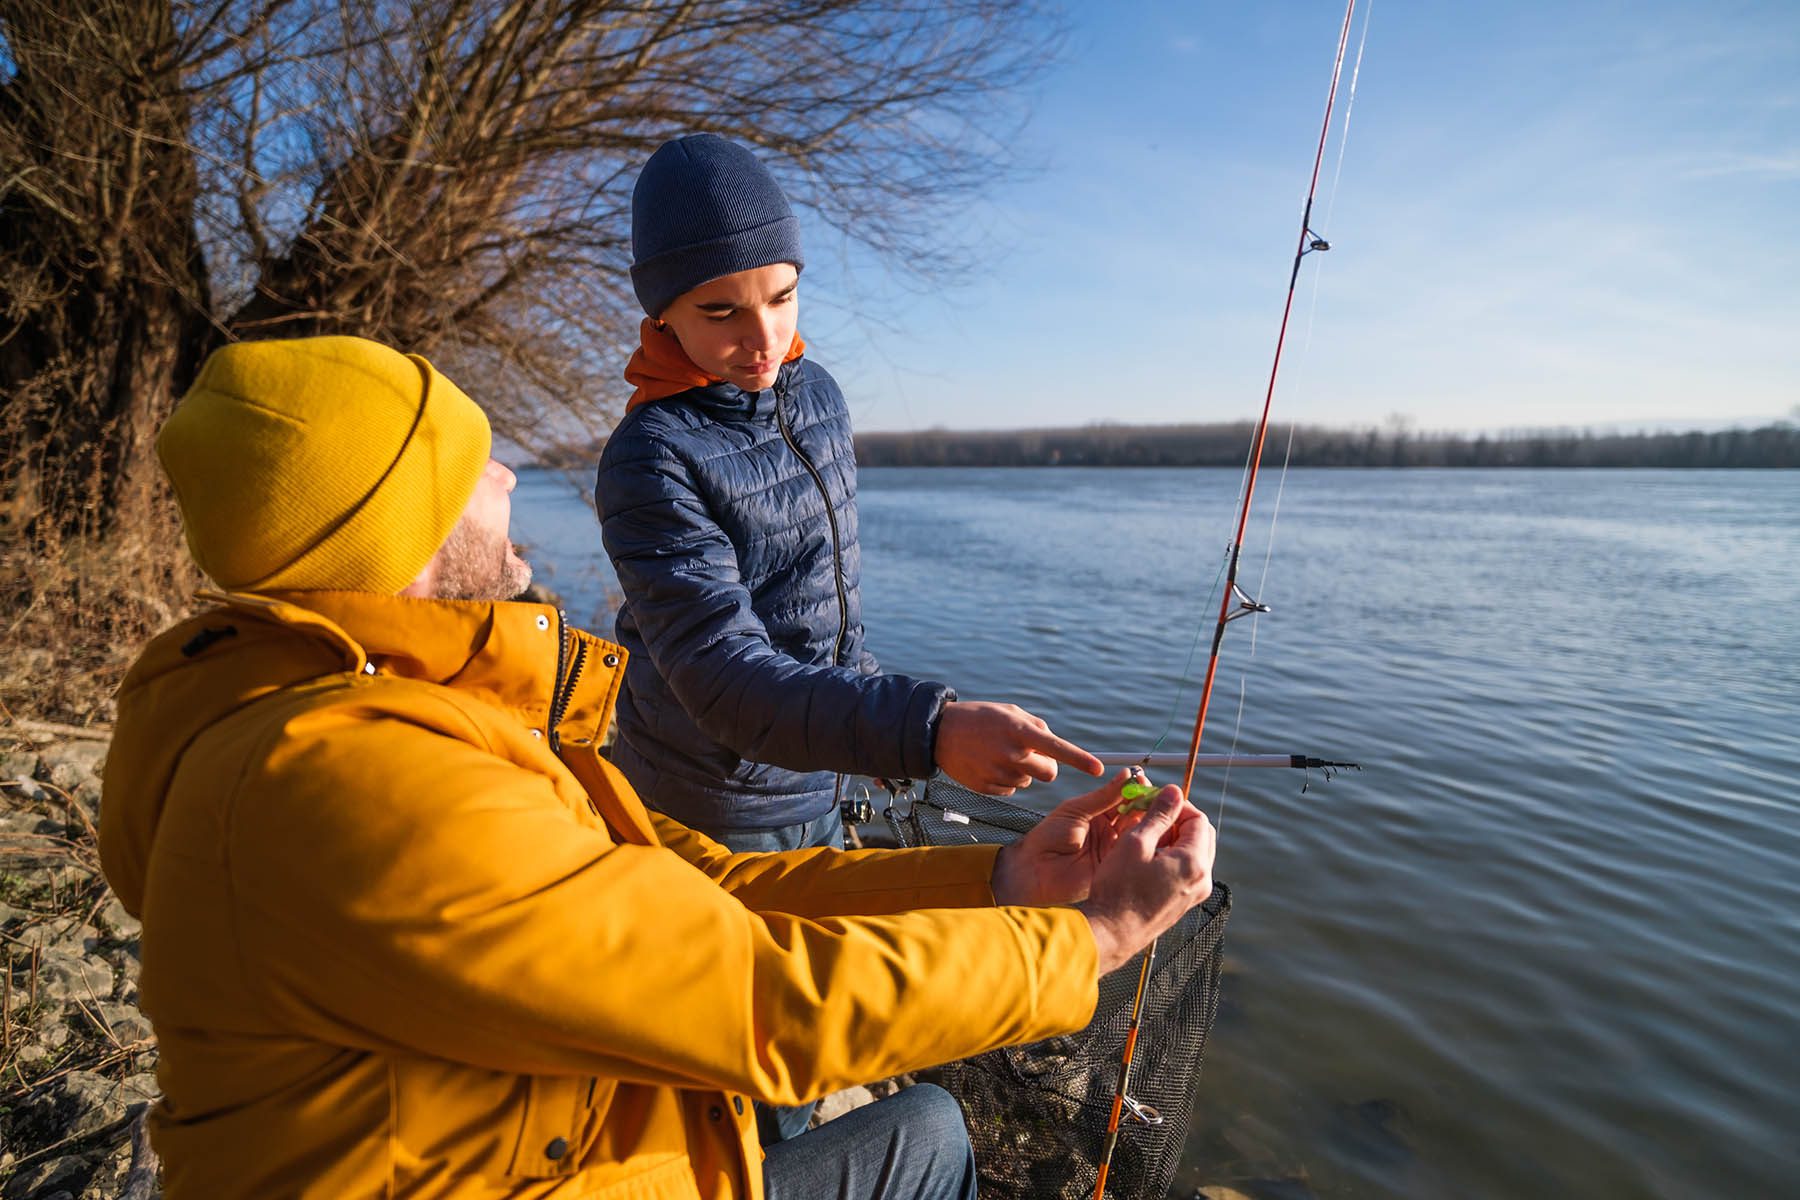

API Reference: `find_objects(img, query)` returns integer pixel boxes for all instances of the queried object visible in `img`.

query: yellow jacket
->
[99,591,1097,1199]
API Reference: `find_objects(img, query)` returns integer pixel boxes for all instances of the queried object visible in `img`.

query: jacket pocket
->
[503,1073,592,1179]
[389,1059,597,1183]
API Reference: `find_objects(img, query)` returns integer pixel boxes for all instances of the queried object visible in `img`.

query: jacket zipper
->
[547,609,586,753]
[774,376,849,668]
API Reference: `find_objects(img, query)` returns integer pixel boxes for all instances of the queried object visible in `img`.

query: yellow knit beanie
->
[156,336,491,594]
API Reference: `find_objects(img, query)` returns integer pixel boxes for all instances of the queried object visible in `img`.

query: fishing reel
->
[841,776,915,825]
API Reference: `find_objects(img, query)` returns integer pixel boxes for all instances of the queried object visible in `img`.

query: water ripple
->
[516,466,1799,1199]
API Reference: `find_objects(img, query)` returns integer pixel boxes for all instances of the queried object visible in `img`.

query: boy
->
[596,134,1102,871]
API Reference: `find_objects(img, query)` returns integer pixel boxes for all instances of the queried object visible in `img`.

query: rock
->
[0,750,38,783]
[0,784,52,816]
[32,815,72,837]
[99,896,141,940]
[36,743,107,790]
[34,1015,72,1049]
[2,1152,94,1200]
[35,950,115,1005]
[1195,1188,1258,1200]
[1224,1179,1319,1200]
[14,1070,126,1147]
[122,1073,160,1103]
[864,1073,914,1100]
[69,777,103,823]
[114,1104,162,1200]
[14,1043,52,1068]
[94,1002,155,1046]
[810,1085,877,1126]
[15,919,103,957]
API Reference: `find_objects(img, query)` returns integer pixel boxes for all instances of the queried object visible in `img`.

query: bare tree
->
[0,0,1057,718]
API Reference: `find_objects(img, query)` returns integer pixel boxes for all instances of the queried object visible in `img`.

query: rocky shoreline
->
[0,727,158,1199]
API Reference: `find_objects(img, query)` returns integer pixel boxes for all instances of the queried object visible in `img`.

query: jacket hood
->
[622,317,805,411]
[100,589,607,915]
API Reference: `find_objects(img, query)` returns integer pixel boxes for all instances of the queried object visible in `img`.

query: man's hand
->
[1075,787,1216,975]
[935,701,1104,796]
[990,770,1139,907]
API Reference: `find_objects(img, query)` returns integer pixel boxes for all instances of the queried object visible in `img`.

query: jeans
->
[712,805,845,1142]
[711,806,845,854]
[763,1084,978,1200]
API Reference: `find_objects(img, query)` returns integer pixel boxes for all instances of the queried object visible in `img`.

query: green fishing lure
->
[1117,773,1159,814]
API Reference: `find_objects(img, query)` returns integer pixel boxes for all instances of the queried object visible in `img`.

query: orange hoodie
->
[623,318,806,410]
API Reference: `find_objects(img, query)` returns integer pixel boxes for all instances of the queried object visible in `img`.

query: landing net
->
[885,778,1231,1199]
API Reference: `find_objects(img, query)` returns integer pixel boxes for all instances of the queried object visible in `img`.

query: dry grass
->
[0,525,200,726]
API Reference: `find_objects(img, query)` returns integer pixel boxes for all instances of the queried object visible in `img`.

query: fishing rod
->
[1091,3,1363,1197]
[1094,752,1356,773]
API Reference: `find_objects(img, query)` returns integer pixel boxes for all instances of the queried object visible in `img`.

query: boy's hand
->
[935,701,1104,796]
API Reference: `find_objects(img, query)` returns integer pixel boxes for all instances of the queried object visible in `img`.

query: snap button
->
[733,1096,744,1115]
[602,653,620,668]
[707,1104,724,1122]
[544,1135,568,1160]
[529,729,543,739]
[535,614,550,631]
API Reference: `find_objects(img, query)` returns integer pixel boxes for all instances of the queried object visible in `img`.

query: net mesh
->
[884,778,1231,1200]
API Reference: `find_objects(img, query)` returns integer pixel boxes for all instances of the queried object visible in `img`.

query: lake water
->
[513,466,1799,1199]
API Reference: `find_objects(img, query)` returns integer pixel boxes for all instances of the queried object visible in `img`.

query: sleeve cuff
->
[905,682,955,779]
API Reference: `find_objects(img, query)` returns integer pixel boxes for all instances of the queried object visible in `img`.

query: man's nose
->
[488,458,517,492]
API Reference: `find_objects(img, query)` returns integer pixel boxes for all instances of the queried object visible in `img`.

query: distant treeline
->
[851,422,1800,468]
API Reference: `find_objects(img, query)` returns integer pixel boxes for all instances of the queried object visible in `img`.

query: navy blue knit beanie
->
[629,135,804,318]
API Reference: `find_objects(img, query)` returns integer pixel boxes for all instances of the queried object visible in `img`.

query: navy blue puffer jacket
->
[595,356,951,831]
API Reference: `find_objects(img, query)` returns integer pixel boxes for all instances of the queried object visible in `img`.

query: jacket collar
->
[216,589,624,744]
[622,317,805,416]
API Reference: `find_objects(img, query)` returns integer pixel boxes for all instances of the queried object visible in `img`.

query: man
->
[100,335,1217,1199]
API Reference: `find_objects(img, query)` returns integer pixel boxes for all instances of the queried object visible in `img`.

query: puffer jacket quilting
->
[596,356,950,831]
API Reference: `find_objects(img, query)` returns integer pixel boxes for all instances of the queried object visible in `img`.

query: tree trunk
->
[0,0,214,544]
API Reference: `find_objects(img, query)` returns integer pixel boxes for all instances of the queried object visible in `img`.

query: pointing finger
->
[1022,726,1105,776]
[1018,751,1064,784]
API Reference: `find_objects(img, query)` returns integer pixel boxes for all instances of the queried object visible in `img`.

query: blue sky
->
[800,0,1799,434]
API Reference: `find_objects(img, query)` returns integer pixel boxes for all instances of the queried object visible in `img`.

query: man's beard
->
[432,513,533,601]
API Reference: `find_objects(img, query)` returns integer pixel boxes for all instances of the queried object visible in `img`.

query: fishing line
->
[1215,676,1248,838]
[1250,2,1372,641]
[1323,0,1374,237]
